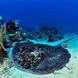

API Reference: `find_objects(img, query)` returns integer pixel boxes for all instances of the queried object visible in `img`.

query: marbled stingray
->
[11,41,71,74]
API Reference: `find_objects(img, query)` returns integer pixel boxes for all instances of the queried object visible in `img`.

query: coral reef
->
[26,25,63,42]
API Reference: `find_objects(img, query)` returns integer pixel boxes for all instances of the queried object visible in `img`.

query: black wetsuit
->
[6,21,17,34]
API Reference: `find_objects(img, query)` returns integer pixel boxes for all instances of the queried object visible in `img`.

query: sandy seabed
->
[0,35,78,78]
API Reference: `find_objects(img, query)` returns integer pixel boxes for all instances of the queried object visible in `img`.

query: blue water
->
[0,0,78,33]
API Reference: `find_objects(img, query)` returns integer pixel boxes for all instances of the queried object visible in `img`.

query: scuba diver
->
[6,18,26,42]
[0,17,18,49]
[0,16,26,47]
[6,18,22,42]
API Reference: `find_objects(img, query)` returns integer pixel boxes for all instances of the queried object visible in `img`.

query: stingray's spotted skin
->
[12,41,71,74]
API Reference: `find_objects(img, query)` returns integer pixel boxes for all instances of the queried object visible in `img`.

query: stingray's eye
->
[12,41,71,75]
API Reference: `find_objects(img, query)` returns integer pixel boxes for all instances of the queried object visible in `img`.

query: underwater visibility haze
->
[0,0,78,78]
[0,0,78,32]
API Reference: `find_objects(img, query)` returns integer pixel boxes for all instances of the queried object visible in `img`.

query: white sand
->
[0,35,78,78]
